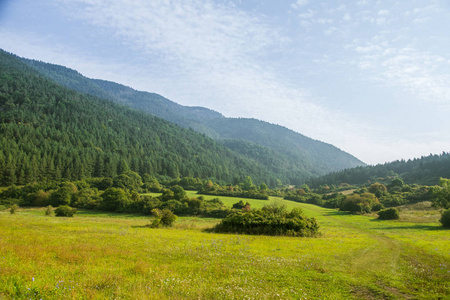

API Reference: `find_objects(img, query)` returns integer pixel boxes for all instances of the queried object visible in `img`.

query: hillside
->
[20,56,365,184]
[307,152,450,187]
[208,118,364,183]
[21,58,222,137]
[0,49,280,186]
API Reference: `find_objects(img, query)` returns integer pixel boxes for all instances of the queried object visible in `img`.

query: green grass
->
[0,201,449,299]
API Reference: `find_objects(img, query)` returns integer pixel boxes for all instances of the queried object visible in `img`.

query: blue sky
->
[1,0,449,164]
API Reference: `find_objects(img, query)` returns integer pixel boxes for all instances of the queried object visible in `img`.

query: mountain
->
[0,49,284,186]
[207,118,363,180]
[307,152,450,187]
[20,58,222,137]
[20,54,365,185]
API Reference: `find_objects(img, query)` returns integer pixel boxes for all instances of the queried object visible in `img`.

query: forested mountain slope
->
[20,54,365,184]
[208,118,364,182]
[22,58,221,137]
[307,152,450,187]
[0,49,281,186]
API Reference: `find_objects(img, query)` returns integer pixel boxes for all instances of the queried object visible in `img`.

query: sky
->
[1,0,449,165]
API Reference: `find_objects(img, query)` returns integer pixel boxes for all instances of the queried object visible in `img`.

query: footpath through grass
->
[0,201,449,299]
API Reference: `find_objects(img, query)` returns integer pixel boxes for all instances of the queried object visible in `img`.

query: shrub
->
[9,204,19,214]
[340,193,380,214]
[0,205,6,211]
[0,198,21,208]
[213,206,319,237]
[232,200,246,210]
[160,209,178,226]
[72,188,102,209]
[100,187,130,212]
[440,209,450,228]
[149,208,177,228]
[55,205,77,217]
[377,208,400,220]
[45,205,54,216]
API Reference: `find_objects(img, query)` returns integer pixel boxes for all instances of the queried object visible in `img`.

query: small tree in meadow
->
[377,208,400,220]
[45,205,54,216]
[55,205,77,217]
[149,208,177,228]
[440,209,450,228]
[9,204,19,214]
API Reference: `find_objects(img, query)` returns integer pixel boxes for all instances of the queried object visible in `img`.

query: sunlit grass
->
[0,201,448,299]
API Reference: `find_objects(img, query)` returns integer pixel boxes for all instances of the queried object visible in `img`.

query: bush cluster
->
[377,208,400,220]
[440,209,450,228]
[213,204,319,237]
[55,205,77,217]
[340,193,382,214]
[149,208,178,228]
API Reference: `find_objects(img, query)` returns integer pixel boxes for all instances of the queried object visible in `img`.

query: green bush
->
[377,208,400,220]
[0,205,6,211]
[9,204,19,214]
[340,193,380,214]
[45,205,54,216]
[213,205,319,237]
[149,208,178,227]
[100,187,130,212]
[161,209,178,226]
[55,205,77,217]
[440,209,450,228]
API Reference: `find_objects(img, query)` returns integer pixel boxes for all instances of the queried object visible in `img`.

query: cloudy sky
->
[1,0,449,164]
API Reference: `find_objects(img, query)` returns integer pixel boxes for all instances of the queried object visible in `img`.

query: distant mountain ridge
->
[20,53,365,184]
[307,152,450,187]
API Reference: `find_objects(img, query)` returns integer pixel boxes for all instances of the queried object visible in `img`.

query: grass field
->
[0,198,449,299]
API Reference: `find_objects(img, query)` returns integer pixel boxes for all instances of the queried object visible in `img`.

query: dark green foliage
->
[141,196,162,214]
[308,152,450,188]
[198,180,269,200]
[432,178,450,209]
[49,182,77,207]
[9,204,18,214]
[72,188,102,209]
[54,205,77,217]
[232,200,246,210]
[45,205,53,216]
[100,187,130,212]
[369,182,388,198]
[340,193,380,214]
[149,208,177,228]
[321,193,345,208]
[213,205,319,237]
[284,191,324,206]
[377,208,400,220]
[29,189,51,207]
[0,198,21,208]
[212,119,364,186]
[160,209,177,226]
[0,50,284,187]
[113,171,143,191]
[440,209,450,228]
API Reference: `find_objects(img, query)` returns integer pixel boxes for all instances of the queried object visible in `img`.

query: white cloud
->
[299,10,315,19]
[349,42,450,108]
[291,0,309,9]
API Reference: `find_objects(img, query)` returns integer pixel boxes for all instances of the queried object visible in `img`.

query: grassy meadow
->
[0,197,449,299]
